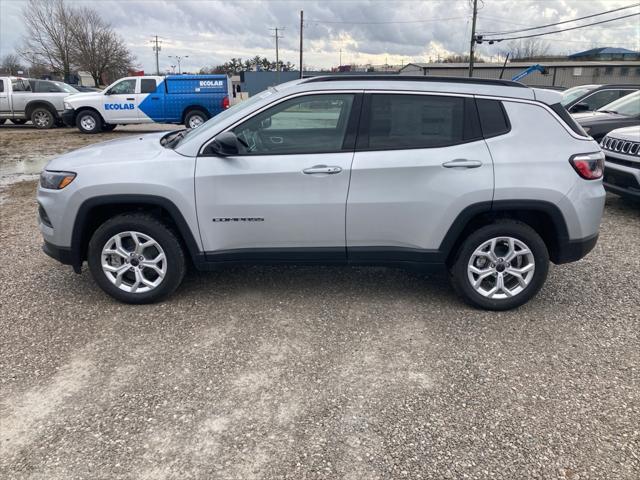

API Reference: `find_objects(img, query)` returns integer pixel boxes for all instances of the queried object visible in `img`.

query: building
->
[399,61,640,88]
[568,47,640,61]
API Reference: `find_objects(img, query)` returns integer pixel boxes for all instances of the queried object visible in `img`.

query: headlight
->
[40,170,76,190]
[64,102,73,110]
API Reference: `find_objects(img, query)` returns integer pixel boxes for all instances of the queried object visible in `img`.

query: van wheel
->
[76,110,103,134]
[449,221,549,311]
[31,108,55,129]
[102,123,117,132]
[11,119,27,125]
[88,213,186,304]
[184,110,208,129]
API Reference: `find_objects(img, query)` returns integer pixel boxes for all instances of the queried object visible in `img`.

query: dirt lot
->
[1,126,639,479]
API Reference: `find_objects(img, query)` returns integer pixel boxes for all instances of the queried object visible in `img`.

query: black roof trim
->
[301,75,529,89]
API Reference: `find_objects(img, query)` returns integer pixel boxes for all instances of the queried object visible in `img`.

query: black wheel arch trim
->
[25,100,60,118]
[70,194,202,270]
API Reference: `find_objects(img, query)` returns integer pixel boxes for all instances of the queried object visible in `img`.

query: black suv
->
[561,84,639,113]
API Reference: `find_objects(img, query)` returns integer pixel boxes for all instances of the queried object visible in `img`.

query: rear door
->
[138,77,164,123]
[347,92,494,263]
[195,92,361,262]
[0,79,10,117]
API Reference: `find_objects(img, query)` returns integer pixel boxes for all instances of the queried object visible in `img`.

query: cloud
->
[1,0,638,73]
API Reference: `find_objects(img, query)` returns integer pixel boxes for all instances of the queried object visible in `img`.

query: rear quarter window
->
[476,99,510,138]
[141,79,157,94]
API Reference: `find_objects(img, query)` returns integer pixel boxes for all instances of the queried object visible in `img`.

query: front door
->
[347,92,494,263]
[195,92,361,263]
[101,78,140,123]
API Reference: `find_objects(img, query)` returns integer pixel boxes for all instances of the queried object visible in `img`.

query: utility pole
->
[151,36,162,75]
[270,27,284,83]
[299,11,304,79]
[468,0,478,77]
[339,49,342,67]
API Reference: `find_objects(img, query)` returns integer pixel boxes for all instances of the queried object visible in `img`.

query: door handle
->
[442,159,483,168]
[126,97,135,101]
[151,96,159,100]
[303,165,342,175]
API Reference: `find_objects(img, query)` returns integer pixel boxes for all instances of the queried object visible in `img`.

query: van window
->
[141,79,157,94]
[232,94,355,155]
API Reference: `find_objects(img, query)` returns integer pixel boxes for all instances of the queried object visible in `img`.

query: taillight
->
[569,152,604,180]
[222,96,230,109]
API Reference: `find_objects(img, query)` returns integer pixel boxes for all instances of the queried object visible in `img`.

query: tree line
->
[1,0,135,85]
[200,56,296,75]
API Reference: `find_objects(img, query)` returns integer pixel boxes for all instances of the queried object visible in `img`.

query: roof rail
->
[301,75,528,89]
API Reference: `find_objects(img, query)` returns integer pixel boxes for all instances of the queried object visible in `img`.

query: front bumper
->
[61,109,76,127]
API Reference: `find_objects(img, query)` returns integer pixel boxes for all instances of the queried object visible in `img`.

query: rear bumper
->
[553,233,599,264]
[61,109,76,127]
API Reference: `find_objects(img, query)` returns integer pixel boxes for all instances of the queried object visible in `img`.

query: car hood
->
[605,125,640,141]
[45,132,170,171]
[64,91,103,103]
[573,111,624,125]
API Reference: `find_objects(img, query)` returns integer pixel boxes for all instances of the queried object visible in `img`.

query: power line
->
[479,2,640,35]
[480,12,640,42]
[305,15,468,25]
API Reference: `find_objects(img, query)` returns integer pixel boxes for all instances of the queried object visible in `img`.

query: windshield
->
[54,81,79,93]
[597,91,640,116]
[170,90,276,147]
[561,85,597,106]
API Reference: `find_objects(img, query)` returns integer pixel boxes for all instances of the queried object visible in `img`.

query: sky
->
[0,0,639,73]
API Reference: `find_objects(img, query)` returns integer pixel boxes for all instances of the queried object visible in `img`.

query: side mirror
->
[104,89,112,95]
[209,131,241,156]
[571,103,589,113]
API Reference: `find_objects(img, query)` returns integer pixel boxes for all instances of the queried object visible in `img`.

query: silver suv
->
[37,76,606,310]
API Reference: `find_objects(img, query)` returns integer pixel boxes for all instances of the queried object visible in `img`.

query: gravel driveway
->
[0,127,639,479]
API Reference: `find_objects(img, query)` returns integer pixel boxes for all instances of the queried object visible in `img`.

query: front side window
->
[580,90,622,111]
[232,94,355,155]
[108,79,136,95]
[364,94,466,149]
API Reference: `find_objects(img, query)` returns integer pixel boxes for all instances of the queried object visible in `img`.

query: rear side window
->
[476,99,510,138]
[141,79,157,94]
[549,103,589,137]
[0,81,3,93]
[362,94,478,150]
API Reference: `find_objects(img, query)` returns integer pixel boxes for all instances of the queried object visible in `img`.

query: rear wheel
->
[88,213,186,304]
[184,109,208,129]
[76,110,103,134]
[31,108,55,129]
[450,221,549,310]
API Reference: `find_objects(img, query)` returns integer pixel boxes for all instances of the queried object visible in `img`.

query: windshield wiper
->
[598,110,619,115]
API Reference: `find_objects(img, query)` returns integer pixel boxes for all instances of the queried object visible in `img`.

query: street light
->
[168,55,189,74]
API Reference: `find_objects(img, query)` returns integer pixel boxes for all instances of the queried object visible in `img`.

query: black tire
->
[0,119,5,125]
[449,220,549,311]
[87,213,186,304]
[184,109,208,129]
[76,110,103,134]
[102,123,117,132]
[11,118,27,125]
[31,107,55,129]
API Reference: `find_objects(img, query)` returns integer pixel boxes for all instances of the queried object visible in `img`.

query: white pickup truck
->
[0,76,79,129]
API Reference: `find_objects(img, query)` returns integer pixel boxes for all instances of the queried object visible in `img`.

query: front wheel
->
[88,214,186,304]
[76,110,103,134]
[449,221,549,311]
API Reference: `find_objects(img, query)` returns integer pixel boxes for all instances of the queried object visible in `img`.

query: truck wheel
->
[31,108,55,129]
[184,110,208,129]
[88,213,186,304]
[102,123,117,132]
[449,221,549,311]
[76,110,103,134]
[11,119,27,125]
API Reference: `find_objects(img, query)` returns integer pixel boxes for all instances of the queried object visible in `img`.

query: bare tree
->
[508,38,551,61]
[0,54,25,75]
[70,6,135,85]
[20,0,75,81]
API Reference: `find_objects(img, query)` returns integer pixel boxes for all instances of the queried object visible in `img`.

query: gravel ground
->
[0,128,639,479]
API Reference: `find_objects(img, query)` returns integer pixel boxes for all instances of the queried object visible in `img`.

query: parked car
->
[38,75,605,310]
[62,74,232,133]
[561,84,639,113]
[599,126,640,201]
[0,77,78,128]
[574,91,640,141]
